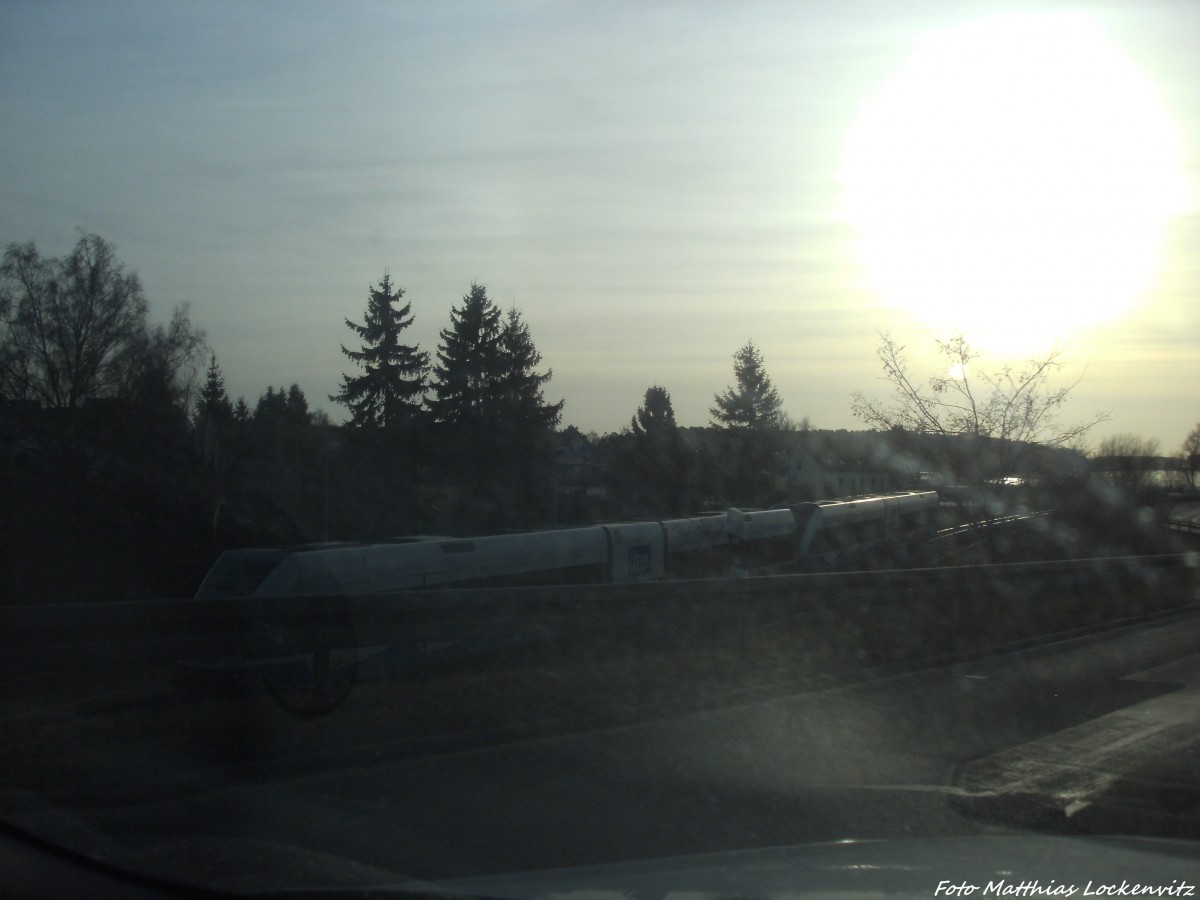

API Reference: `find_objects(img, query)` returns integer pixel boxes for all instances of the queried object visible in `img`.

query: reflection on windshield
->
[1,0,1199,895]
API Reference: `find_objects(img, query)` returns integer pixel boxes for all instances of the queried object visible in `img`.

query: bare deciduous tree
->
[1,232,204,414]
[1182,423,1200,490]
[1093,433,1163,492]
[851,333,1105,482]
[1,234,148,408]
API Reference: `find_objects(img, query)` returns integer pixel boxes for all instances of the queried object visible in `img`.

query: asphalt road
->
[8,604,1199,891]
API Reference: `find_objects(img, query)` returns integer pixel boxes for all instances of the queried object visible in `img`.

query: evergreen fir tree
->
[710,341,784,430]
[627,385,688,515]
[427,283,503,426]
[195,354,234,422]
[710,342,786,506]
[631,385,677,439]
[494,306,565,524]
[255,385,287,422]
[426,286,565,528]
[331,273,429,430]
[498,306,564,429]
[285,382,309,425]
[255,383,311,427]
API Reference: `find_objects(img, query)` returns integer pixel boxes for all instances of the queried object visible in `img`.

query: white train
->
[195,492,938,599]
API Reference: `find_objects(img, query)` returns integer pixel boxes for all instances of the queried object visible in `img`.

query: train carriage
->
[195,491,940,600]
[791,491,938,570]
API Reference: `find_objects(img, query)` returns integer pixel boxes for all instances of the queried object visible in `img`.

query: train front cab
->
[791,491,938,571]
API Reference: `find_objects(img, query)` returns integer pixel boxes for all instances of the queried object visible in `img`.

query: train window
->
[791,505,818,544]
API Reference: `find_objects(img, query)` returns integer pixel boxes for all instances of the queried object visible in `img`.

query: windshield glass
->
[2,1,1199,896]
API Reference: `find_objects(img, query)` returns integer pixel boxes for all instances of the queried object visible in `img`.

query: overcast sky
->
[2,0,1197,447]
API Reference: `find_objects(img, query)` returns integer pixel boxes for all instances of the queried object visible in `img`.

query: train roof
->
[811,490,936,507]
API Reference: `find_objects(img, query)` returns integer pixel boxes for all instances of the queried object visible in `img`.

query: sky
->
[2,0,1198,449]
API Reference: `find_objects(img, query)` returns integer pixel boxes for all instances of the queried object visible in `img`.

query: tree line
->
[194,274,572,538]
[4,231,1189,601]
[198,272,799,532]
[0,233,801,601]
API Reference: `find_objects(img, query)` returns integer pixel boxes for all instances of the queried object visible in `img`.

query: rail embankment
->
[1,555,1196,788]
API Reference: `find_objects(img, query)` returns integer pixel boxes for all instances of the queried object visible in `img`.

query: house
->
[786,431,910,500]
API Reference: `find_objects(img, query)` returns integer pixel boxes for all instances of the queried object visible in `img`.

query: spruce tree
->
[628,385,688,515]
[331,273,429,430]
[710,341,784,430]
[427,283,503,426]
[427,286,565,528]
[284,383,310,426]
[195,354,234,422]
[495,307,565,524]
[710,341,786,505]
[498,306,564,429]
[255,386,288,422]
[631,385,677,439]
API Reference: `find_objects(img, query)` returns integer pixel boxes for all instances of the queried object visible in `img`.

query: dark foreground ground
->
[2,584,1199,893]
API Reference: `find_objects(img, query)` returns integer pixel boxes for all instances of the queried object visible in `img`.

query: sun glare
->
[842,12,1191,356]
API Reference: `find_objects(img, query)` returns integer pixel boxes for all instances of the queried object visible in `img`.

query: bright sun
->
[842,12,1190,355]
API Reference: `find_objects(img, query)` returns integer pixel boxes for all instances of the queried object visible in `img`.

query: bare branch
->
[851,332,1107,482]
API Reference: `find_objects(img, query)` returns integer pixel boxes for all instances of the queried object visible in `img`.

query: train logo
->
[627,545,653,580]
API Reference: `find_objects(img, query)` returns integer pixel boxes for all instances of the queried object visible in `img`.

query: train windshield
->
[789,504,819,543]
[194,550,290,600]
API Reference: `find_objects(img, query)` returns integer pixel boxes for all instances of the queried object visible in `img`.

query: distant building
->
[554,429,600,491]
[787,431,900,499]
[786,428,1092,501]
[553,429,606,522]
